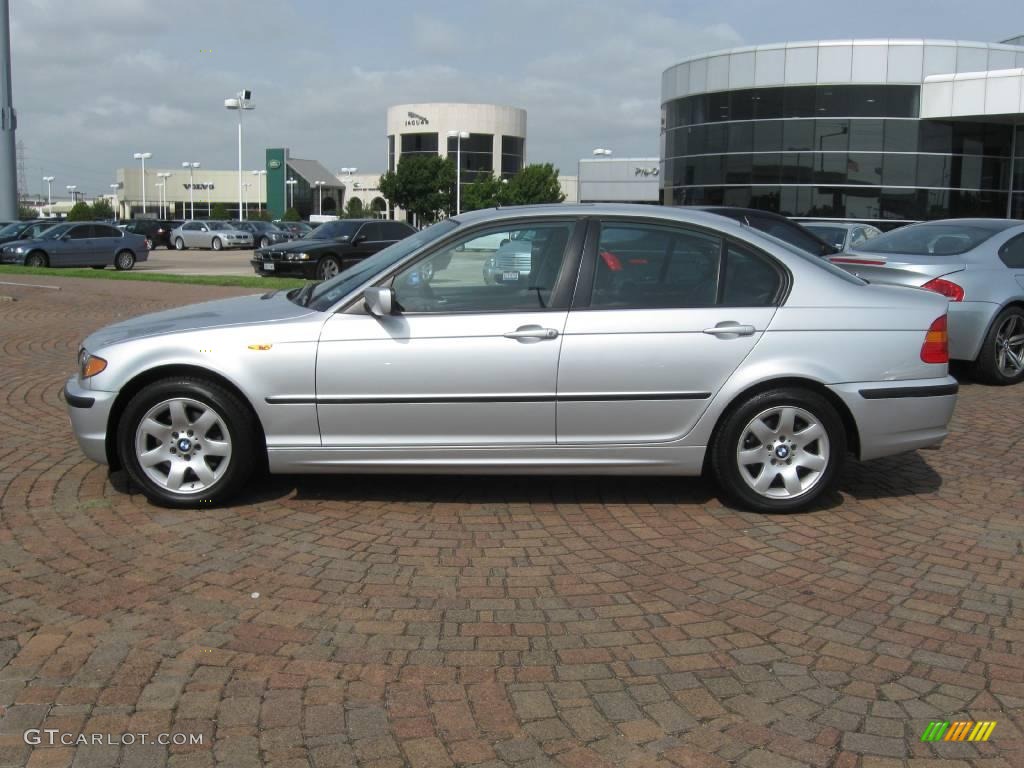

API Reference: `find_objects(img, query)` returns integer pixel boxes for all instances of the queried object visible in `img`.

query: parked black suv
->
[119,219,182,249]
[694,207,837,257]
[252,219,416,280]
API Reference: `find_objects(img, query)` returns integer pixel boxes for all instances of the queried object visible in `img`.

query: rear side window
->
[383,222,411,240]
[999,234,1024,268]
[360,222,383,241]
[590,223,721,309]
[721,243,783,306]
[94,225,121,238]
[67,225,93,240]
[748,214,832,256]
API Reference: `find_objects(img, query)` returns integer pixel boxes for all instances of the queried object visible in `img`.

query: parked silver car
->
[169,220,253,251]
[65,205,957,512]
[799,221,884,252]
[831,219,1024,385]
[0,221,148,270]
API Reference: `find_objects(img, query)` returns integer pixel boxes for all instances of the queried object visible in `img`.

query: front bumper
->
[64,377,117,465]
[250,255,315,278]
[828,376,958,461]
[1,253,25,264]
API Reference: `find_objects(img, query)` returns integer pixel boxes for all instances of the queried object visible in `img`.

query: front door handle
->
[703,323,756,337]
[504,325,559,340]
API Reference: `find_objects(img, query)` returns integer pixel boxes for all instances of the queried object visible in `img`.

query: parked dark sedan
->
[694,207,837,257]
[0,221,149,270]
[275,221,314,239]
[231,220,290,249]
[0,219,58,246]
[119,219,182,249]
[252,219,416,280]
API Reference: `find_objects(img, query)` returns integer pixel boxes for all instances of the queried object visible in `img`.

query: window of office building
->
[400,133,439,156]
[501,136,525,177]
[447,132,493,183]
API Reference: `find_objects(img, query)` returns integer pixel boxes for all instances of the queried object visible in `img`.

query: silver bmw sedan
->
[65,204,958,513]
[831,219,1024,385]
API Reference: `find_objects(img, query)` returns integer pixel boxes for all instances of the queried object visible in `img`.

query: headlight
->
[13,246,24,254]
[288,253,311,261]
[79,350,107,379]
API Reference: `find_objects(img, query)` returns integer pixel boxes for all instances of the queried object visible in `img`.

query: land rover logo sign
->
[634,167,660,177]
[405,111,429,126]
[268,159,282,170]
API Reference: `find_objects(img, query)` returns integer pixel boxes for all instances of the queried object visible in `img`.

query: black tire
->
[117,377,258,508]
[25,251,47,268]
[91,266,106,270]
[259,236,270,249]
[212,237,223,251]
[317,255,341,281]
[973,306,1024,385]
[114,250,135,271]
[710,387,846,513]
[174,237,186,251]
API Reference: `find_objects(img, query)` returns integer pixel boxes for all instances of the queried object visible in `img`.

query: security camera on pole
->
[223,89,253,220]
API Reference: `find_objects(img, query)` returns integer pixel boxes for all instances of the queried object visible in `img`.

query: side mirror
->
[363,286,394,317]
[353,234,366,244]
[201,227,208,232]
[60,234,71,241]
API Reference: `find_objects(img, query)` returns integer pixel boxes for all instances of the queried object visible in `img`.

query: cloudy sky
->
[10,0,1022,199]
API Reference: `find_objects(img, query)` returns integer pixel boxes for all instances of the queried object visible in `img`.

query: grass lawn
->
[0,265,308,289]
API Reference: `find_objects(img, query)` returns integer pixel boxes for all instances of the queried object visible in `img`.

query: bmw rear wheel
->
[711,388,845,513]
[118,377,257,508]
[975,307,1024,385]
[174,237,185,250]
[114,250,135,270]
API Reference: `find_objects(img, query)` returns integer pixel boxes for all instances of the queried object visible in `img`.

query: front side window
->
[590,223,721,309]
[392,221,576,314]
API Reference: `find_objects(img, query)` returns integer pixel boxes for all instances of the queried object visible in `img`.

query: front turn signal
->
[82,355,108,378]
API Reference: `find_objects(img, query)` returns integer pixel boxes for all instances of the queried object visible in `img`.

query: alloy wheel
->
[735,405,829,500]
[995,314,1024,378]
[133,397,232,495]
[318,258,340,280]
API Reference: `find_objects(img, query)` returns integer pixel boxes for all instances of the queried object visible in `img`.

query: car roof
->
[453,202,767,228]
[908,218,1021,232]
[801,221,861,231]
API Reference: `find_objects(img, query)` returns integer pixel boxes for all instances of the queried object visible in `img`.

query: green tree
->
[282,207,301,222]
[210,202,230,220]
[90,199,114,220]
[66,201,93,221]
[504,163,565,206]
[18,204,35,220]
[461,173,508,212]
[344,197,364,218]
[379,154,455,224]
[250,208,271,222]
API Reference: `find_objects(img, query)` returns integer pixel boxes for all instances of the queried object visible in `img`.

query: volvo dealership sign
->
[183,183,214,190]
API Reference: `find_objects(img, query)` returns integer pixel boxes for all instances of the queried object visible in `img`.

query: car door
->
[556,218,782,444]
[315,218,585,447]
[347,222,384,265]
[92,224,122,265]
[60,224,97,266]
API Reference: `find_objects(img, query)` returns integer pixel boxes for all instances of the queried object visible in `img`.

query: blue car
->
[0,221,150,270]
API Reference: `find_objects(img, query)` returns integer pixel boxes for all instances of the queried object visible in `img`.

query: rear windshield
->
[854,223,998,256]
[803,225,847,249]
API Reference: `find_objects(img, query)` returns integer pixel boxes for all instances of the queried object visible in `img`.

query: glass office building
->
[661,40,1024,222]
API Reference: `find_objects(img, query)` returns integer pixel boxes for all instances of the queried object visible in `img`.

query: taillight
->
[829,256,886,266]
[921,277,964,302]
[921,315,949,364]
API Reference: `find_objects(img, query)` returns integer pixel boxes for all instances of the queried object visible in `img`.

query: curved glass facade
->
[662,84,1020,221]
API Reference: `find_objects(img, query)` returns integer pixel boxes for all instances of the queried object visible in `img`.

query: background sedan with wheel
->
[251,219,415,280]
[170,220,253,251]
[830,219,1024,385]
[0,221,148,270]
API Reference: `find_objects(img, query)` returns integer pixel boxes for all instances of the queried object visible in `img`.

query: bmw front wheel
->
[711,388,845,513]
[118,377,257,508]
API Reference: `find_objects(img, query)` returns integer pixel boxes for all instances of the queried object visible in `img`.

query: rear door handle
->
[504,325,559,340]
[703,323,756,337]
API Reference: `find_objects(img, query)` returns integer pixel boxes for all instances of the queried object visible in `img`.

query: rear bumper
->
[64,377,117,465]
[828,376,958,461]
[948,301,997,362]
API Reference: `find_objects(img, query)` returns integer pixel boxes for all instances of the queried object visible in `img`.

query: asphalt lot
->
[138,246,258,277]
[0,275,1022,768]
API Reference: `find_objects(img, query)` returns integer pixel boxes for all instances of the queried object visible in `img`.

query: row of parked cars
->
[120,219,315,250]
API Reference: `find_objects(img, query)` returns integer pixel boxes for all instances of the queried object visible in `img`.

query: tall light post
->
[65,184,76,204]
[242,182,251,216]
[42,175,53,207]
[133,152,151,216]
[223,89,254,220]
[252,169,266,214]
[446,130,469,215]
[156,171,171,218]
[109,183,119,221]
[340,167,357,215]
[182,161,200,219]
[314,180,325,215]
[286,177,297,210]
[155,181,165,218]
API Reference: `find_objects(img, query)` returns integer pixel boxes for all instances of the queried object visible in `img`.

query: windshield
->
[0,222,25,236]
[309,221,360,240]
[40,223,73,239]
[304,220,457,311]
[853,223,999,256]
[803,225,848,250]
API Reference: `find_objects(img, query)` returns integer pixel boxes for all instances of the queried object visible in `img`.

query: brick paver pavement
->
[0,275,1021,768]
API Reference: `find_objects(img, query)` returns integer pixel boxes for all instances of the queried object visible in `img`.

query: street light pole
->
[242,182,250,215]
[252,169,266,215]
[65,184,76,204]
[183,162,199,219]
[133,152,151,216]
[314,180,325,215]
[446,130,469,215]
[286,177,296,210]
[42,175,53,206]
[156,172,171,218]
[224,90,254,221]
[110,183,119,221]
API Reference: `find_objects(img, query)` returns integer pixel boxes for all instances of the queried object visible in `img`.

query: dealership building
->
[661,38,1024,222]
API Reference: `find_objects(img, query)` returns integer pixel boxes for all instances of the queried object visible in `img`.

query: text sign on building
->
[183,183,215,190]
[634,167,659,177]
[405,111,429,126]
